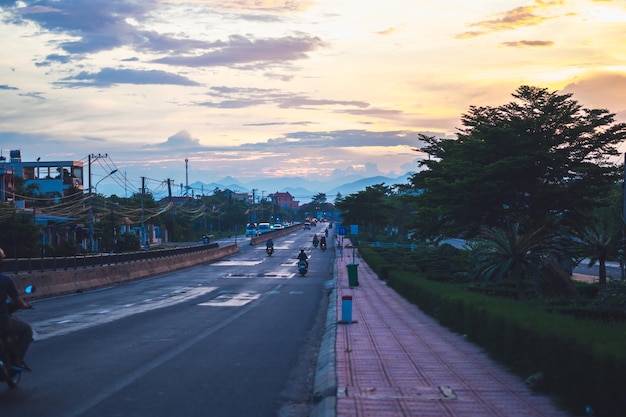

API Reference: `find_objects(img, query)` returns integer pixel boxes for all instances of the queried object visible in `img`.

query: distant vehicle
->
[245,222,258,237]
[257,222,271,234]
[273,223,283,230]
[303,222,311,230]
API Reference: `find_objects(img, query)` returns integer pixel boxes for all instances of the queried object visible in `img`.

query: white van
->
[257,222,271,234]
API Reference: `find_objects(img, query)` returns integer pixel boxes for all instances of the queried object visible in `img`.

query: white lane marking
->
[212,260,263,266]
[225,271,296,279]
[198,291,261,307]
[33,287,218,341]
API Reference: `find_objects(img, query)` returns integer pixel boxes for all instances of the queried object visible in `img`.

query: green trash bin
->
[347,263,359,287]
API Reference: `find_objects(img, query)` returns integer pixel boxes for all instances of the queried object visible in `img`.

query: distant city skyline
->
[1,1,625,195]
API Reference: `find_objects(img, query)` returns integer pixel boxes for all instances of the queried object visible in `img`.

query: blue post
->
[341,295,353,323]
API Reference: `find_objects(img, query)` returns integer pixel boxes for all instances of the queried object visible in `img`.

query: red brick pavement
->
[334,241,572,417]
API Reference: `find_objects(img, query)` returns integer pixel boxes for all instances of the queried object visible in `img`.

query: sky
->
[1,0,626,198]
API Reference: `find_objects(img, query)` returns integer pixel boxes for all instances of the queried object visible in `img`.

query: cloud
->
[7,0,214,59]
[500,40,554,47]
[336,107,404,118]
[146,131,202,149]
[160,0,316,13]
[55,67,201,87]
[18,92,45,100]
[151,34,328,68]
[35,54,72,67]
[195,86,368,110]
[562,72,626,120]
[261,129,436,149]
[376,25,403,36]
[457,0,564,38]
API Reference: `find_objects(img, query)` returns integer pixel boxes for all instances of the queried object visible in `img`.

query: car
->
[257,222,271,234]
[273,223,283,230]
[303,222,311,230]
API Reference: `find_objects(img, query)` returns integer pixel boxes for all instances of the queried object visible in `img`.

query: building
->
[0,149,84,202]
[270,191,299,209]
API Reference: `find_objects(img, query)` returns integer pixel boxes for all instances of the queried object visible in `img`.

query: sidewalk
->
[331,241,572,417]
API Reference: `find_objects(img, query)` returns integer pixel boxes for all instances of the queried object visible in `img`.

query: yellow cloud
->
[562,72,626,115]
[500,40,555,47]
[376,25,403,36]
[457,0,564,38]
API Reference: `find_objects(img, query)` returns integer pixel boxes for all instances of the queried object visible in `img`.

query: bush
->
[116,232,141,252]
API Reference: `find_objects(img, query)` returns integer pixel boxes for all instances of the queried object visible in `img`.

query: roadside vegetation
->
[0,184,308,256]
[336,86,626,417]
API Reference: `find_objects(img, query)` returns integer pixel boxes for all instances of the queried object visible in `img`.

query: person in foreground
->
[0,247,33,371]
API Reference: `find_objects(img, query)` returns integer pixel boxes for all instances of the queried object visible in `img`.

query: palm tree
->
[470,221,567,300]
[575,222,620,287]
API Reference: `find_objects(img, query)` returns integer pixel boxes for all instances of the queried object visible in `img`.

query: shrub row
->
[359,246,626,417]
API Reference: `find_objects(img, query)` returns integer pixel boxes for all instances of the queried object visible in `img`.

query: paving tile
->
[334,239,572,417]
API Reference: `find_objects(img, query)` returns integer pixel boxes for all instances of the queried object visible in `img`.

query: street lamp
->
[89,169,118,252]
[95,169,118,194]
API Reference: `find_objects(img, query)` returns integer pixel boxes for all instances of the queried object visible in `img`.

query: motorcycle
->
[312,237,319,248]
[1,285,35,389]
[320,241,327,251]
[297,259,308,276]
[266,246,274,256]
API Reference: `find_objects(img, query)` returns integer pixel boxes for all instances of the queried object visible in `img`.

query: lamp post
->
[95,169,118,194]
[89,169,118,252]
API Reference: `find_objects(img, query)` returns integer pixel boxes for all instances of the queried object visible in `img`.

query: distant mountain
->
[326,173,413,197]
[217,176,246,187]
[188,172,414,201]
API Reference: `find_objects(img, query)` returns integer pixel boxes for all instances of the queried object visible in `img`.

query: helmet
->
[300,249,305,252]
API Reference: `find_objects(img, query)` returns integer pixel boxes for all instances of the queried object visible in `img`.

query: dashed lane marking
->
[33,286,218,341]
[198,291,261,307]
[212,260,263,266]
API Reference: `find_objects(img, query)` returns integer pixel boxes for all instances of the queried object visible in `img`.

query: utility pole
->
[252,188,257,222]
[88,153,108,252]
[185,158,189,196]
[167,178,173,243]
[141,176,146,248]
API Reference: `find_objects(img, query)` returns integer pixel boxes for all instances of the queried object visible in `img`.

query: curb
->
[310,261,338,417]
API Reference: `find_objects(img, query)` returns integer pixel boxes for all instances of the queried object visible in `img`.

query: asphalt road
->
[0,226,334,417]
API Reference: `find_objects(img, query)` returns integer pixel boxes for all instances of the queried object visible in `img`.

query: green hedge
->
[386,271,626,417]
[359,246,626,417]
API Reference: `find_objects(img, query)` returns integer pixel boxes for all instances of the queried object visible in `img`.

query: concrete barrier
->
[13,244,239,300]
[250,225,303,245]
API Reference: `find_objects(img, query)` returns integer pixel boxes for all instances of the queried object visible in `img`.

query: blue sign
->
[338,227,347,236]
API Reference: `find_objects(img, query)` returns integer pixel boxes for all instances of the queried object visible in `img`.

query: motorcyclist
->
[0,247,33,371]
[266,238,274,250]
[312,234,319,247]
[297,249,309,268]
[320,235,327,248]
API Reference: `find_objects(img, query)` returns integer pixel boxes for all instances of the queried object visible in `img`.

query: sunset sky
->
[1,0,625,197]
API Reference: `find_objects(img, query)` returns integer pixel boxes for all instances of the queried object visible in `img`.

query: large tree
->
[335,184,394,240]
[410,86,626,239]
